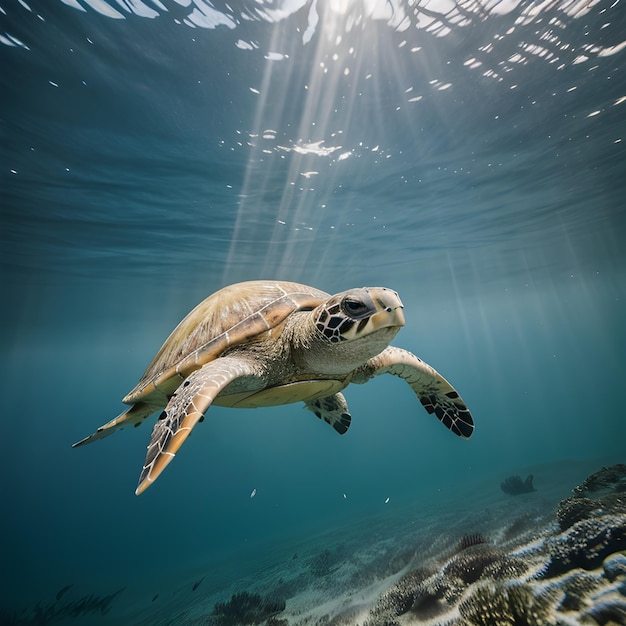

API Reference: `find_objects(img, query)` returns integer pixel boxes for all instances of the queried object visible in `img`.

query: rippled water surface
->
[1,0,625,622]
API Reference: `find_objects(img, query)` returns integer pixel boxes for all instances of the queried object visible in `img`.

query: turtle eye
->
[341,297,370,318]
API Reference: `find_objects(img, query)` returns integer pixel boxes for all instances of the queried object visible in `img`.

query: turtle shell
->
[123,280,329,405]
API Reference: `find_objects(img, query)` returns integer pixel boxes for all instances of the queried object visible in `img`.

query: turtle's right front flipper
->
[135,357,260,495]
[354,346,474,439]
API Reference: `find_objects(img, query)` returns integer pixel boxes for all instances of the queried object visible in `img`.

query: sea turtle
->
[73,280,474,494]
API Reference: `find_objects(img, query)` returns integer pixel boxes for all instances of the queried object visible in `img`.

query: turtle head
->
[313,287,405,344]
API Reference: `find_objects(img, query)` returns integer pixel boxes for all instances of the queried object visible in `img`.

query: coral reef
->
[603,553,626,582]
[556,571,602,611]
[363,567,440,625]
[500,474,537,495]
[443,547,528,585]
[556,493,626,530]
[556,495,602,530]
[583,600,626,625]
[573,464,626,497]
[544,514,626,577]
[361,463,626,626]
[363,542,530,625]
[457,582,555,626]
[557,464,626,531]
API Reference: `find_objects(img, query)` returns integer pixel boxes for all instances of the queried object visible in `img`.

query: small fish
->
[250,488,257,498]
[56,584,73,601]
[192,577,204,591]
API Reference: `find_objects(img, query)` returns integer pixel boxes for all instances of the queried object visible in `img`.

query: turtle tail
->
[72,402,157,447]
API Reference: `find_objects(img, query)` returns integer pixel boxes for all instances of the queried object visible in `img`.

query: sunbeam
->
[222,0,413,285]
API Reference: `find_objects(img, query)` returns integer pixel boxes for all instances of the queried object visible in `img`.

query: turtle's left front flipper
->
[136,357,260,495]
[353,346,474,439]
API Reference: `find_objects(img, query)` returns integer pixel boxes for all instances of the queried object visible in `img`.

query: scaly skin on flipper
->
[136,356,261,495]
[304,392,352,435]
[353,346,474,439]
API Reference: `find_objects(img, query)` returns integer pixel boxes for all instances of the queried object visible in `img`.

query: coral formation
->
[456,533,488,552]
[500,474,537,495]
[603,553,626,582]
[558,465,626,531]
[583,600,626,625]
[573,464,626,497]
[544,514,626,577]
[556,495,601,530]
[556,571,602,611]
[458,582,554,626]
[443,547,528,585]
[210,591,286,626]
[364,543,531,625]
[360,463,626,626]
[364,567,448,625]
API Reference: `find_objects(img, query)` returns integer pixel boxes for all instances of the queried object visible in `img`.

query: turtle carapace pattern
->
[73,281,474,494]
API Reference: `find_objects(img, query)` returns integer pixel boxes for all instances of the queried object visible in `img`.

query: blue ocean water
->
[1,0,625,623]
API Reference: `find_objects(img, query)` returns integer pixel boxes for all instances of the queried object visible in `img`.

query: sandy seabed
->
[4,458,625,626]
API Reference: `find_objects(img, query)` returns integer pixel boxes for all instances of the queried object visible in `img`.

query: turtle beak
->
[369,288,405,331]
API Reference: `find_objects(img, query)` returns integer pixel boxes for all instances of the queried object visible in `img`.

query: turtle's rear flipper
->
[135,357,260,495]
[72,402,157,447]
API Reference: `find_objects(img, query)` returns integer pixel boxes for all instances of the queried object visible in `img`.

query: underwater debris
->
[210,591,286,626]
[500,474,537,495]
[193,576,205,591]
